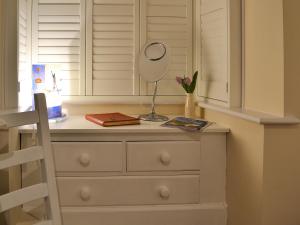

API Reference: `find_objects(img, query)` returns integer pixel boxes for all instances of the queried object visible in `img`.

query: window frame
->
[195,0,243,108]
[0,0,4,110]
[2,0,18,109]
[13,0,244,106]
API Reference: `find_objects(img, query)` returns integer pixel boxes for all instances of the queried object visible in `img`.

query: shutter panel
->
[197,0,229,102]
[140,0,193,96]
[18,0,32,109]
[86,0,139,96]
[32,0,84,96]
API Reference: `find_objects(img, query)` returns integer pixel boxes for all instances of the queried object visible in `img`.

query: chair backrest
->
[0,93,62,225]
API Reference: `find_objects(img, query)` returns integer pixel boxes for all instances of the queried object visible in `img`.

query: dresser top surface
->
[20,115,229,134]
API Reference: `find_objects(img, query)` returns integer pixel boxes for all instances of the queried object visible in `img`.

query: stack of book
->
[85,113,140,127]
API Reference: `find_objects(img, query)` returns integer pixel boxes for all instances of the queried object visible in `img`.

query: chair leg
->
[7,128,22,225]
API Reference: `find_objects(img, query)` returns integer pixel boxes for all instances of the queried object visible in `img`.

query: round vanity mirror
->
[138,41,170,122]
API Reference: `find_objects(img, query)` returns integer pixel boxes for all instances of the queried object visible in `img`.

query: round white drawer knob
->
[159,186,170,199]
[160,152,171,165]
[79,153,90,167]
[80,187,91,201]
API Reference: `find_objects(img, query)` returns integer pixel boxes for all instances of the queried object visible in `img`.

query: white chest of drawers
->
[20,116,228,225]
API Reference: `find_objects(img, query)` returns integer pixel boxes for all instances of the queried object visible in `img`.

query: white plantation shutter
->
[86,0,139,96]
[18,0,32,109]
[197,0,229,102]
[140,0,193,96]
[26,0,238,102]
[32,0,85,96]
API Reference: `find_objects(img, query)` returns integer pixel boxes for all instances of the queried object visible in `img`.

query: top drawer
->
[53,142,123,172]
[127,141,200,172]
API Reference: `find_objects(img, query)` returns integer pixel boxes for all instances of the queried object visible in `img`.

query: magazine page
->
[161,117,213,132]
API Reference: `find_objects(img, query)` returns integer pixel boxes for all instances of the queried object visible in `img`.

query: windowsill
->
[62,96,186,105]
[198,101,300,125]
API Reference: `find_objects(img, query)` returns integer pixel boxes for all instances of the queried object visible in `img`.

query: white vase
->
[185,93,195,118]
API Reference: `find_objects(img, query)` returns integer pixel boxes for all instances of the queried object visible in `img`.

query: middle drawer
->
[57,176,200,206]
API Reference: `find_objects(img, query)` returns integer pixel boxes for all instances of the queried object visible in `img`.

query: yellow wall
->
[249,2,300,224]
[204,110,264,225]
[283,0,300,118]
[259,3,300,225]
[263,124,300,225]
[244,0,285,116]
[201,1,300,225]
[203,114,300,225]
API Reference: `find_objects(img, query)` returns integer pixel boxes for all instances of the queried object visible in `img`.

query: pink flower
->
[175,71,198,94]
[176,76,183,84]
[184,77,192,85]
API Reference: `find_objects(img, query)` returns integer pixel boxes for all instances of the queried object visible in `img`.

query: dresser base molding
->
[62,204,227,225]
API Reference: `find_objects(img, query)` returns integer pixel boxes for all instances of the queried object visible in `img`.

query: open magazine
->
[161,117,212,132]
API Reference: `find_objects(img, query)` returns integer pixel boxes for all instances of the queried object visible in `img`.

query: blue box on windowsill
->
[32,64,63,120]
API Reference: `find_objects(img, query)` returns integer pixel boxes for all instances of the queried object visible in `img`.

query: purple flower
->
[176,76,183,84]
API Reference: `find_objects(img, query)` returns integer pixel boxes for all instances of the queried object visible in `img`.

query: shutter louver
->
[32,0,83,96]
[87,0,139,96]
[140,0,193,96]
[198,0,229,102]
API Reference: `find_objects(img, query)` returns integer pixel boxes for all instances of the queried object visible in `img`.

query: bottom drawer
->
[62,205,226,225]
[57,176,199,206]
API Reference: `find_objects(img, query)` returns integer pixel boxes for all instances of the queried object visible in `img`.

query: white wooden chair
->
[0,93,62,225]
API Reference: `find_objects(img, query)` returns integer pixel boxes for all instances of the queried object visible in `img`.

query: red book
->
[85,113,140,127]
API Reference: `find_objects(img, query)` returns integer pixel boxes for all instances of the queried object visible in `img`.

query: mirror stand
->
[139,81,169,122]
